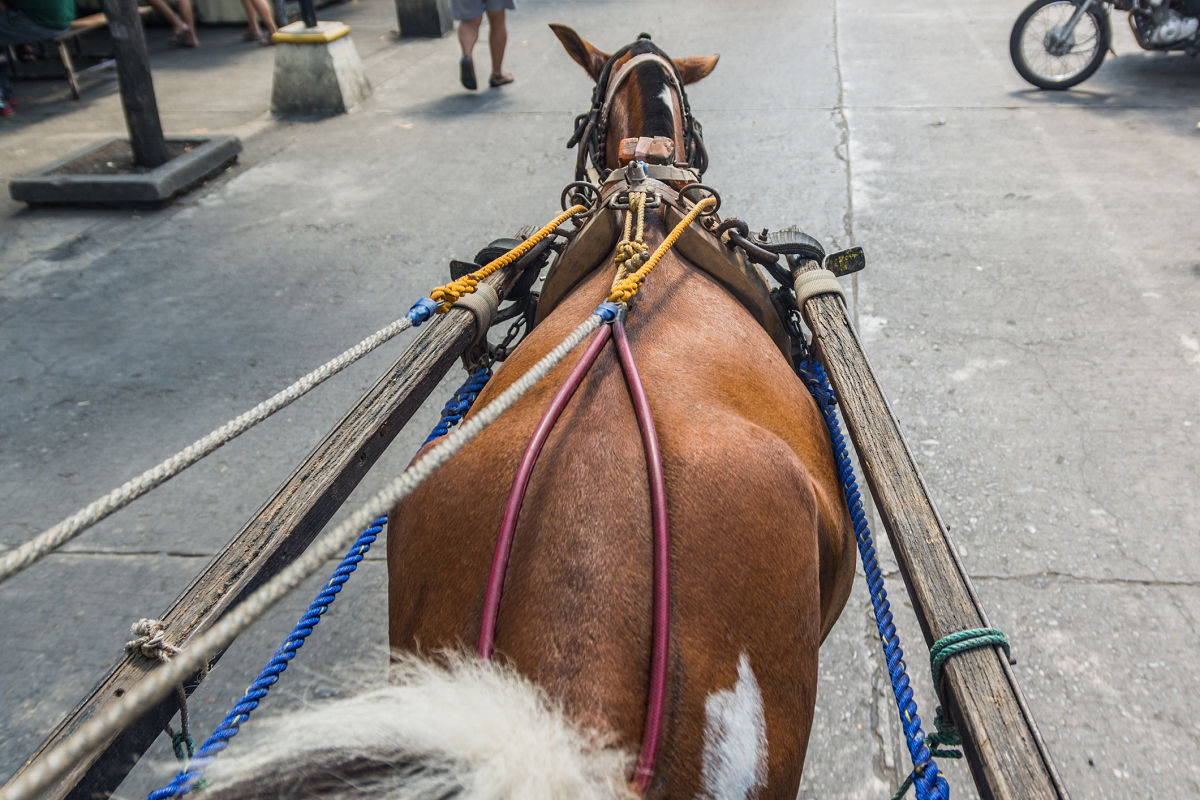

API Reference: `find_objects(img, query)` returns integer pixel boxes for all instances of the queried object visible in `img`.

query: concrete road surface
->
[2,0,1198,798]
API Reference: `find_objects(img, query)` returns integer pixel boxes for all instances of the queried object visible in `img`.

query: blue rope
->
[796,357,949,800]
[149,367,492,799]
[424,366,492,445]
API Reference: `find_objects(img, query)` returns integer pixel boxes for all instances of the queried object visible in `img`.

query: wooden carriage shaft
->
[794,260,1069,800]
[15,265,527,800]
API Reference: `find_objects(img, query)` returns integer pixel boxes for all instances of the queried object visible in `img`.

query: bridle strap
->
[601,52,682,128]
[570,37,707,183]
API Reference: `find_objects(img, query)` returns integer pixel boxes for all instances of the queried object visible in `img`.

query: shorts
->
[450,0,514,21]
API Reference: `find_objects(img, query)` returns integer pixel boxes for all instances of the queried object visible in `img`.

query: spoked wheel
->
[1010,0,1109,90]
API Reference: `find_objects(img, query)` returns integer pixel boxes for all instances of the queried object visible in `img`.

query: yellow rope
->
[428,204,589,313]
[612,192,649,286]
[608,196,716,304]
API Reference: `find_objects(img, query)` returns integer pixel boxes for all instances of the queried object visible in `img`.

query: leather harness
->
[536,176,795,367]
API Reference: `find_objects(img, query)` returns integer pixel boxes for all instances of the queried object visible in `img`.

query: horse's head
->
[550,25,718,182]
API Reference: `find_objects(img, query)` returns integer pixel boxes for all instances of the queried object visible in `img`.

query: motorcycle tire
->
[1010,0,1110,90]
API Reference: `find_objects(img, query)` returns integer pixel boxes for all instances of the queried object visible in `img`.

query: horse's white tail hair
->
[204,653,636,800]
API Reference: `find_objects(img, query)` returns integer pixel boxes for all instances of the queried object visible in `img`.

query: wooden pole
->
[793,259,1070,800]
[100,0,169,168]
[9,263,527,800]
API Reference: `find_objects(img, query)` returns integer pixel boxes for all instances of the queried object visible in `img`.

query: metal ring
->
[712,218,749,239]
[561,181,600,213]
[679,183,721,216]
[608,190,662,210]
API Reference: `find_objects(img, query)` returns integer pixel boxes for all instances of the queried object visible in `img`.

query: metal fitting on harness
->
[595,301,626,323]
[793,269,844,307]
[406,297,439,326]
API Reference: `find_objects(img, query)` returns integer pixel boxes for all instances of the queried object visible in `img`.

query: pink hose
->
[478,324,613,659]
[613,319,671,794]
[477,317,671,794]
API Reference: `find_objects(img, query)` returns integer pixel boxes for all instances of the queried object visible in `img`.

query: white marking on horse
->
[659,84,674,115]
[700,653,768,800]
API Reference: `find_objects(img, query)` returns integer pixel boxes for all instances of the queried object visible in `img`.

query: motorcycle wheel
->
[1010,0,1110,90]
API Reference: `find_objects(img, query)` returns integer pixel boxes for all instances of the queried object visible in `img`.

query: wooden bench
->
[6,6,151,100]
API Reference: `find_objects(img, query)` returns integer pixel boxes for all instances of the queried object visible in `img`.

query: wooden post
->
[100,0,169,168]
[9,262,528,800]
[793,259,1071,800]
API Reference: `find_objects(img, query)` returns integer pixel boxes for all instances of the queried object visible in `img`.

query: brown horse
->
[205,25,857,800]
[385,25,857,800]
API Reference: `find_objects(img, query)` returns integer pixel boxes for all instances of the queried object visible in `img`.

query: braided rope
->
[423,367,491,446]
[608,196,715,304]
[0,304,437,586]
[796,358,949,800]
[612,191,648,284]
[0,309,610,800]
[429,206,588,313]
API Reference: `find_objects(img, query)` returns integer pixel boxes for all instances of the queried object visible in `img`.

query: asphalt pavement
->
[1,1,1198,798]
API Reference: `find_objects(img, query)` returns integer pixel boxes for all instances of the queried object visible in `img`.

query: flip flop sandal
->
[242,30,262,41]
[257,34,276,46]
[460,55,477,90]
[488,73,514,87]
[166,27,195,47]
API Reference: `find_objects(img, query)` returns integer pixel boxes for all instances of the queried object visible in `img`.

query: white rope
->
[0,315,416,585]
[124,619,180,663]
[0,311,606,800]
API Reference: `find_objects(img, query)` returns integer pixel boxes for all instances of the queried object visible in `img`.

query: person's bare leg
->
[486,8,511,84]
[458,14,480,57]
[457,15,481,89]
[177,0,199,45]
[145,0,187,36]
[239,0,261,38]
[249,0,276,41]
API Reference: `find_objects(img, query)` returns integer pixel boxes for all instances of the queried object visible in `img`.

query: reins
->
[477,187,716,795]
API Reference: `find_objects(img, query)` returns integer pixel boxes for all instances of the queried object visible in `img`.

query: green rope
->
[170,731,196,762]
[930,628,1010,693]
[890,628,1010,800]
[169,732,209,791]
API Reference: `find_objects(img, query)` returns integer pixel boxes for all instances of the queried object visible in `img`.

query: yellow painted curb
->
[273,22,350,44]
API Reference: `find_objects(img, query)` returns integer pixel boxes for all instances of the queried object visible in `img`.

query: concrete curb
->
[8,135,242,206]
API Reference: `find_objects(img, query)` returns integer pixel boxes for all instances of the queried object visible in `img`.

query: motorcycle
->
[1010,0,1200,89]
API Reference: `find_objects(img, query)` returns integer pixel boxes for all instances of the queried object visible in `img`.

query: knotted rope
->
[124,619,205,781]
[613,191,649,285]
[609,196,715,304]
[125,619,181,663]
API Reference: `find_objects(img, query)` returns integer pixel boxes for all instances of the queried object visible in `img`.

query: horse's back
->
[387,233,854,798]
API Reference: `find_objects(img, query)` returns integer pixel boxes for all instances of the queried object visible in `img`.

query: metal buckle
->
[608,190,662,210]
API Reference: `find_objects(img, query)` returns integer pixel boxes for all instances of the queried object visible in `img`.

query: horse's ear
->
[673,55,720,85]
[549,24,610,81]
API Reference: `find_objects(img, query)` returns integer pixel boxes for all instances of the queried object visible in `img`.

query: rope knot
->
[125,618,181,663]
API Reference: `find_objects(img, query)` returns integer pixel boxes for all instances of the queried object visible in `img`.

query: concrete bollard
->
[270,21,372,114]
[395,0,451,38]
